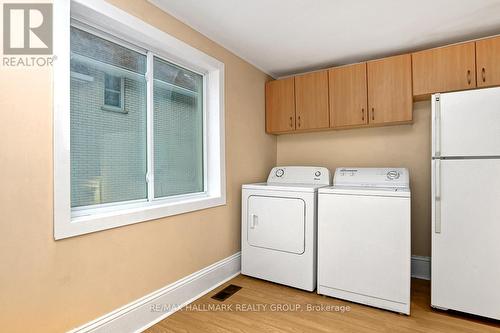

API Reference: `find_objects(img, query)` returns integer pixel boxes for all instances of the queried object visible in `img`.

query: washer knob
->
[276,168,285,177]
[386,170,400,180]
[315,171,321,177]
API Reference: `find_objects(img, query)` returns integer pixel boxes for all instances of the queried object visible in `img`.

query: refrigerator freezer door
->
[432,159,500,320]
[433,87,500,157]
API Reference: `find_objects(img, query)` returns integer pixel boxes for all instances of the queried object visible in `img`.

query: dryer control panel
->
[267,166,331,185]
[334,167,409,188]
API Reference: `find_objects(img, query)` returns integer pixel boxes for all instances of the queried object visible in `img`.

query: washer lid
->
[333,167,409,188]
[319,185,410,197]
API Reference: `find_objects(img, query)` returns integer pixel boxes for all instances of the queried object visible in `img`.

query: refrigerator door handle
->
[434,94,441,157]
[435,159,442,234]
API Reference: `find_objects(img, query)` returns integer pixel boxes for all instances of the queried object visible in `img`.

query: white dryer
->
[241,166,331,291]
[318,167,411,314]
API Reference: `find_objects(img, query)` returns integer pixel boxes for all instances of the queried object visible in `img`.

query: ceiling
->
[149,0,500,78]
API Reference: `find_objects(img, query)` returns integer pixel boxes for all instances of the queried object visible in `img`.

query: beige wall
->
[277,101,432,256]
[0,1,276,332]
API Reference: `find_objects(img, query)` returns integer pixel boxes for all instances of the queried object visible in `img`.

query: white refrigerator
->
[431,87,500,320]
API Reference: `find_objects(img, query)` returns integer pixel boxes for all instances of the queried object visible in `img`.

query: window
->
[103,74,124,112]
[54,0,225,239]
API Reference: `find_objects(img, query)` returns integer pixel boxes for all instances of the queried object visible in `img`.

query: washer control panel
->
[267,166,331,185]
[334,167,409,188]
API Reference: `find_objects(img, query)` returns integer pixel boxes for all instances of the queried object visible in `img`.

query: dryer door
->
[247,195,305,254]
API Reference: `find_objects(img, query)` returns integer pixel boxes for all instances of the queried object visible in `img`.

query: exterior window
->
[103,74,124,111]
[54,1,225,239]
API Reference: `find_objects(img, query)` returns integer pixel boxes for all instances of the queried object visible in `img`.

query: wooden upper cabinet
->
[264,35,500,135]
[367,54,413,125]
[476,36,500,88]
[412,42,476,97]
[265,77,295,133]
[294,71,330,130]
[329,63,368,128]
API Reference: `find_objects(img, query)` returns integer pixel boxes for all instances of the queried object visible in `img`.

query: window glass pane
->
[105,74,122,92]
[104,90,121,108]
[70,27,147,208]
[153,57,202,92]
[153,56,204,198]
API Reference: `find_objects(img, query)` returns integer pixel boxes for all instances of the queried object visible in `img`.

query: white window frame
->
[54,0,225,240]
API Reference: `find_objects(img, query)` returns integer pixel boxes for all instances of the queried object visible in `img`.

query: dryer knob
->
[315,171,321,177]
[276,168,285,177]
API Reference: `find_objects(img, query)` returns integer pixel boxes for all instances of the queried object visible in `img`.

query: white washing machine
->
[241,166,331,291]
[318,167,411,314]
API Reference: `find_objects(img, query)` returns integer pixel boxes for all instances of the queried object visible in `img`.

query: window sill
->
[55,193,226,240]
[101,105,127,113]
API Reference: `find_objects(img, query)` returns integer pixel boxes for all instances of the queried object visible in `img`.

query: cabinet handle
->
[371,107,375,121]
[482,67,486,83]
[298,115,301,128]
[467,70,471,85]
[361,108,365,121]
[289,116,293,128]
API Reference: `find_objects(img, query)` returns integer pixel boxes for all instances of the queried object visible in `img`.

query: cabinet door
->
[295,71,329,130]
[412,43,476,97]
[329,63,368,128]
[367,54,412,125]
[476,36,500,88]
[265,77,295,133]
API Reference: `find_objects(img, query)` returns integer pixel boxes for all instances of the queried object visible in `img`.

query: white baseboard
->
[68,252,241,333]
[411,255,431,280]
